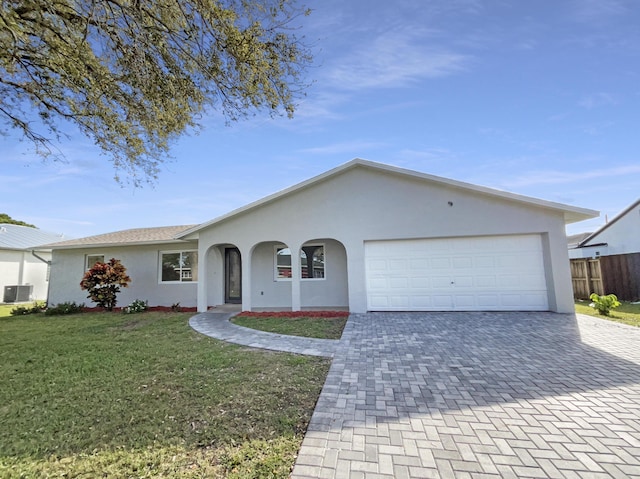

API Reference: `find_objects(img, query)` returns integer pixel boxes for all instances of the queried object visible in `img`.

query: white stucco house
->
[46,159,598,313]
[569,199,640,259]
[0,224,65,302]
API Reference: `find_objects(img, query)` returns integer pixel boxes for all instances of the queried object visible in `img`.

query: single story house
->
[47,159,598,313]
[0,224,65,302]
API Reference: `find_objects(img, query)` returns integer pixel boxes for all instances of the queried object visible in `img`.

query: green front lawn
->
[575,300,640,327]
[232,312,349,340]
[0,303,27,318]
[0,312,330,478]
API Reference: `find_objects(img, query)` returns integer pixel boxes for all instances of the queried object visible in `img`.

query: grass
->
[575,300,640,327]
[0,311,330,478]
[232,312,349,340]
[0,303,30,318]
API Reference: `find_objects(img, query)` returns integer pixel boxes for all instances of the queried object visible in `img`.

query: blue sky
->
[2,0,639,239]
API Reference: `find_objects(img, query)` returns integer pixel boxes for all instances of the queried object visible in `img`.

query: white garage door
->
[365,235,549,311]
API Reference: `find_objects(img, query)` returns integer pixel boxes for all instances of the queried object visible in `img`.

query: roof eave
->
[578,198,640,246]
[49,238,196,250]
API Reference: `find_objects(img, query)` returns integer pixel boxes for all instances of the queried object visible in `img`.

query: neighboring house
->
[567,232,592,252]
[568,199,640,300]
[569,199,640,259]
[0,224,65,302]
[46,159,597,313]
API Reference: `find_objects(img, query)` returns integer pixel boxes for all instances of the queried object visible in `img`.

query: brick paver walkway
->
[291,312,640,478]
[189,312,339,357]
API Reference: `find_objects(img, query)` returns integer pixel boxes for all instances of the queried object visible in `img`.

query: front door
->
[224,247,242,304]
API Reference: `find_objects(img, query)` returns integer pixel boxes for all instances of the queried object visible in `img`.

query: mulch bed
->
[237,311,349,318]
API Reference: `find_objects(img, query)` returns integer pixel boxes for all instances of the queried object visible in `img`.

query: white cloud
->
[502,164,640,188]
[326,29,469,91]
[578,92,618,109]
[298,140,387,155]
[572,0,627,22]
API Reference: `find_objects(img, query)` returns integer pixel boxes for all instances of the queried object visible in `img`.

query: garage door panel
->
[367,259,388,271]
[410,258,429,269]
[431,295,454,308]
[389,277,409,289]
[365,235,549,311]
[452,256,473,269]
[410,295,433,308]
[453,276,474,288]
[410,277,430,288]
[431,258,451,269]
[432,276,453,288]
[476,276,497,287]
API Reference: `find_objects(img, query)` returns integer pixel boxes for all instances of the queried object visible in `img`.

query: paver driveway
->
[291,312,640,479]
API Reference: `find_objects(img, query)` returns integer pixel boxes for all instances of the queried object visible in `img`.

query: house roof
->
[45,225,196,250]
[567,232,593,249]
[0,224,66,250]
[178,158,599,238]
[577,198,640,247]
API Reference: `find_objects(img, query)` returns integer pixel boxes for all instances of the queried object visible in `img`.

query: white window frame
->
[274,245,293,281]
[273,244,326,281]
[159,250,198,284]
[85,254,105,271]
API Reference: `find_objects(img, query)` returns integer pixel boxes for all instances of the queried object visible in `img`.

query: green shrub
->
[123,299,148,314]
[589,293,621,316]
[10,302,45,316]
[44,302,85,316]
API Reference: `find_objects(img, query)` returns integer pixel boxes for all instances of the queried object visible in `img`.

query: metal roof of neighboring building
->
[0,224,66,250]
[45,225,197,249]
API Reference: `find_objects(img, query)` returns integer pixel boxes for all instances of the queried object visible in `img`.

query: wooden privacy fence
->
[570,252,640,301]
[570,258,603,299]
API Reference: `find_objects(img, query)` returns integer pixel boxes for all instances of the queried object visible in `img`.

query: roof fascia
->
[578,198,640,246]
[49,238,196,250]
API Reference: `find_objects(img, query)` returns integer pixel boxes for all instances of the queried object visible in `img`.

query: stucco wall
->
[0,249,51,301]
[49,243,198,307]
[247,239,348,309]
[584,205,640,256]
[195,166,575,313]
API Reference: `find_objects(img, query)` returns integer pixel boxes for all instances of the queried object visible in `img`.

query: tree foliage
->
[0,213,36,227]
[0,0,311,184]
[80,258,131,310]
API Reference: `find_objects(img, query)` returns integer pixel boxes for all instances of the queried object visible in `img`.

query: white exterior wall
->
[196,167,575,313]
[583,205,640,256]
[568,245,609,259]
[0,249,51,301]
[49,243,198,307]
[246,240,348,309]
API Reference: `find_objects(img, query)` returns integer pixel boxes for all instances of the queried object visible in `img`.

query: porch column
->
[290,242,301,311]
[241,246,252,311]
[197,245,208,312]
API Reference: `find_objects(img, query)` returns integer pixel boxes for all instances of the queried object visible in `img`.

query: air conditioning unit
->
[3,285,33,303]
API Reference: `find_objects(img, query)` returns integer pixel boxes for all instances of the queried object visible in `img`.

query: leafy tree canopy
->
[0,0,311,185]
[0,213,36,227]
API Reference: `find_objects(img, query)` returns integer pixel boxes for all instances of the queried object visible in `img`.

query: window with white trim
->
[274,244,325,280]
[160,251,198,282]
[86,254,104,270]
[301,244,325,279]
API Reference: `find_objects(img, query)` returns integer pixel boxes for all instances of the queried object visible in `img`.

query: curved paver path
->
[189,312,340,357]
